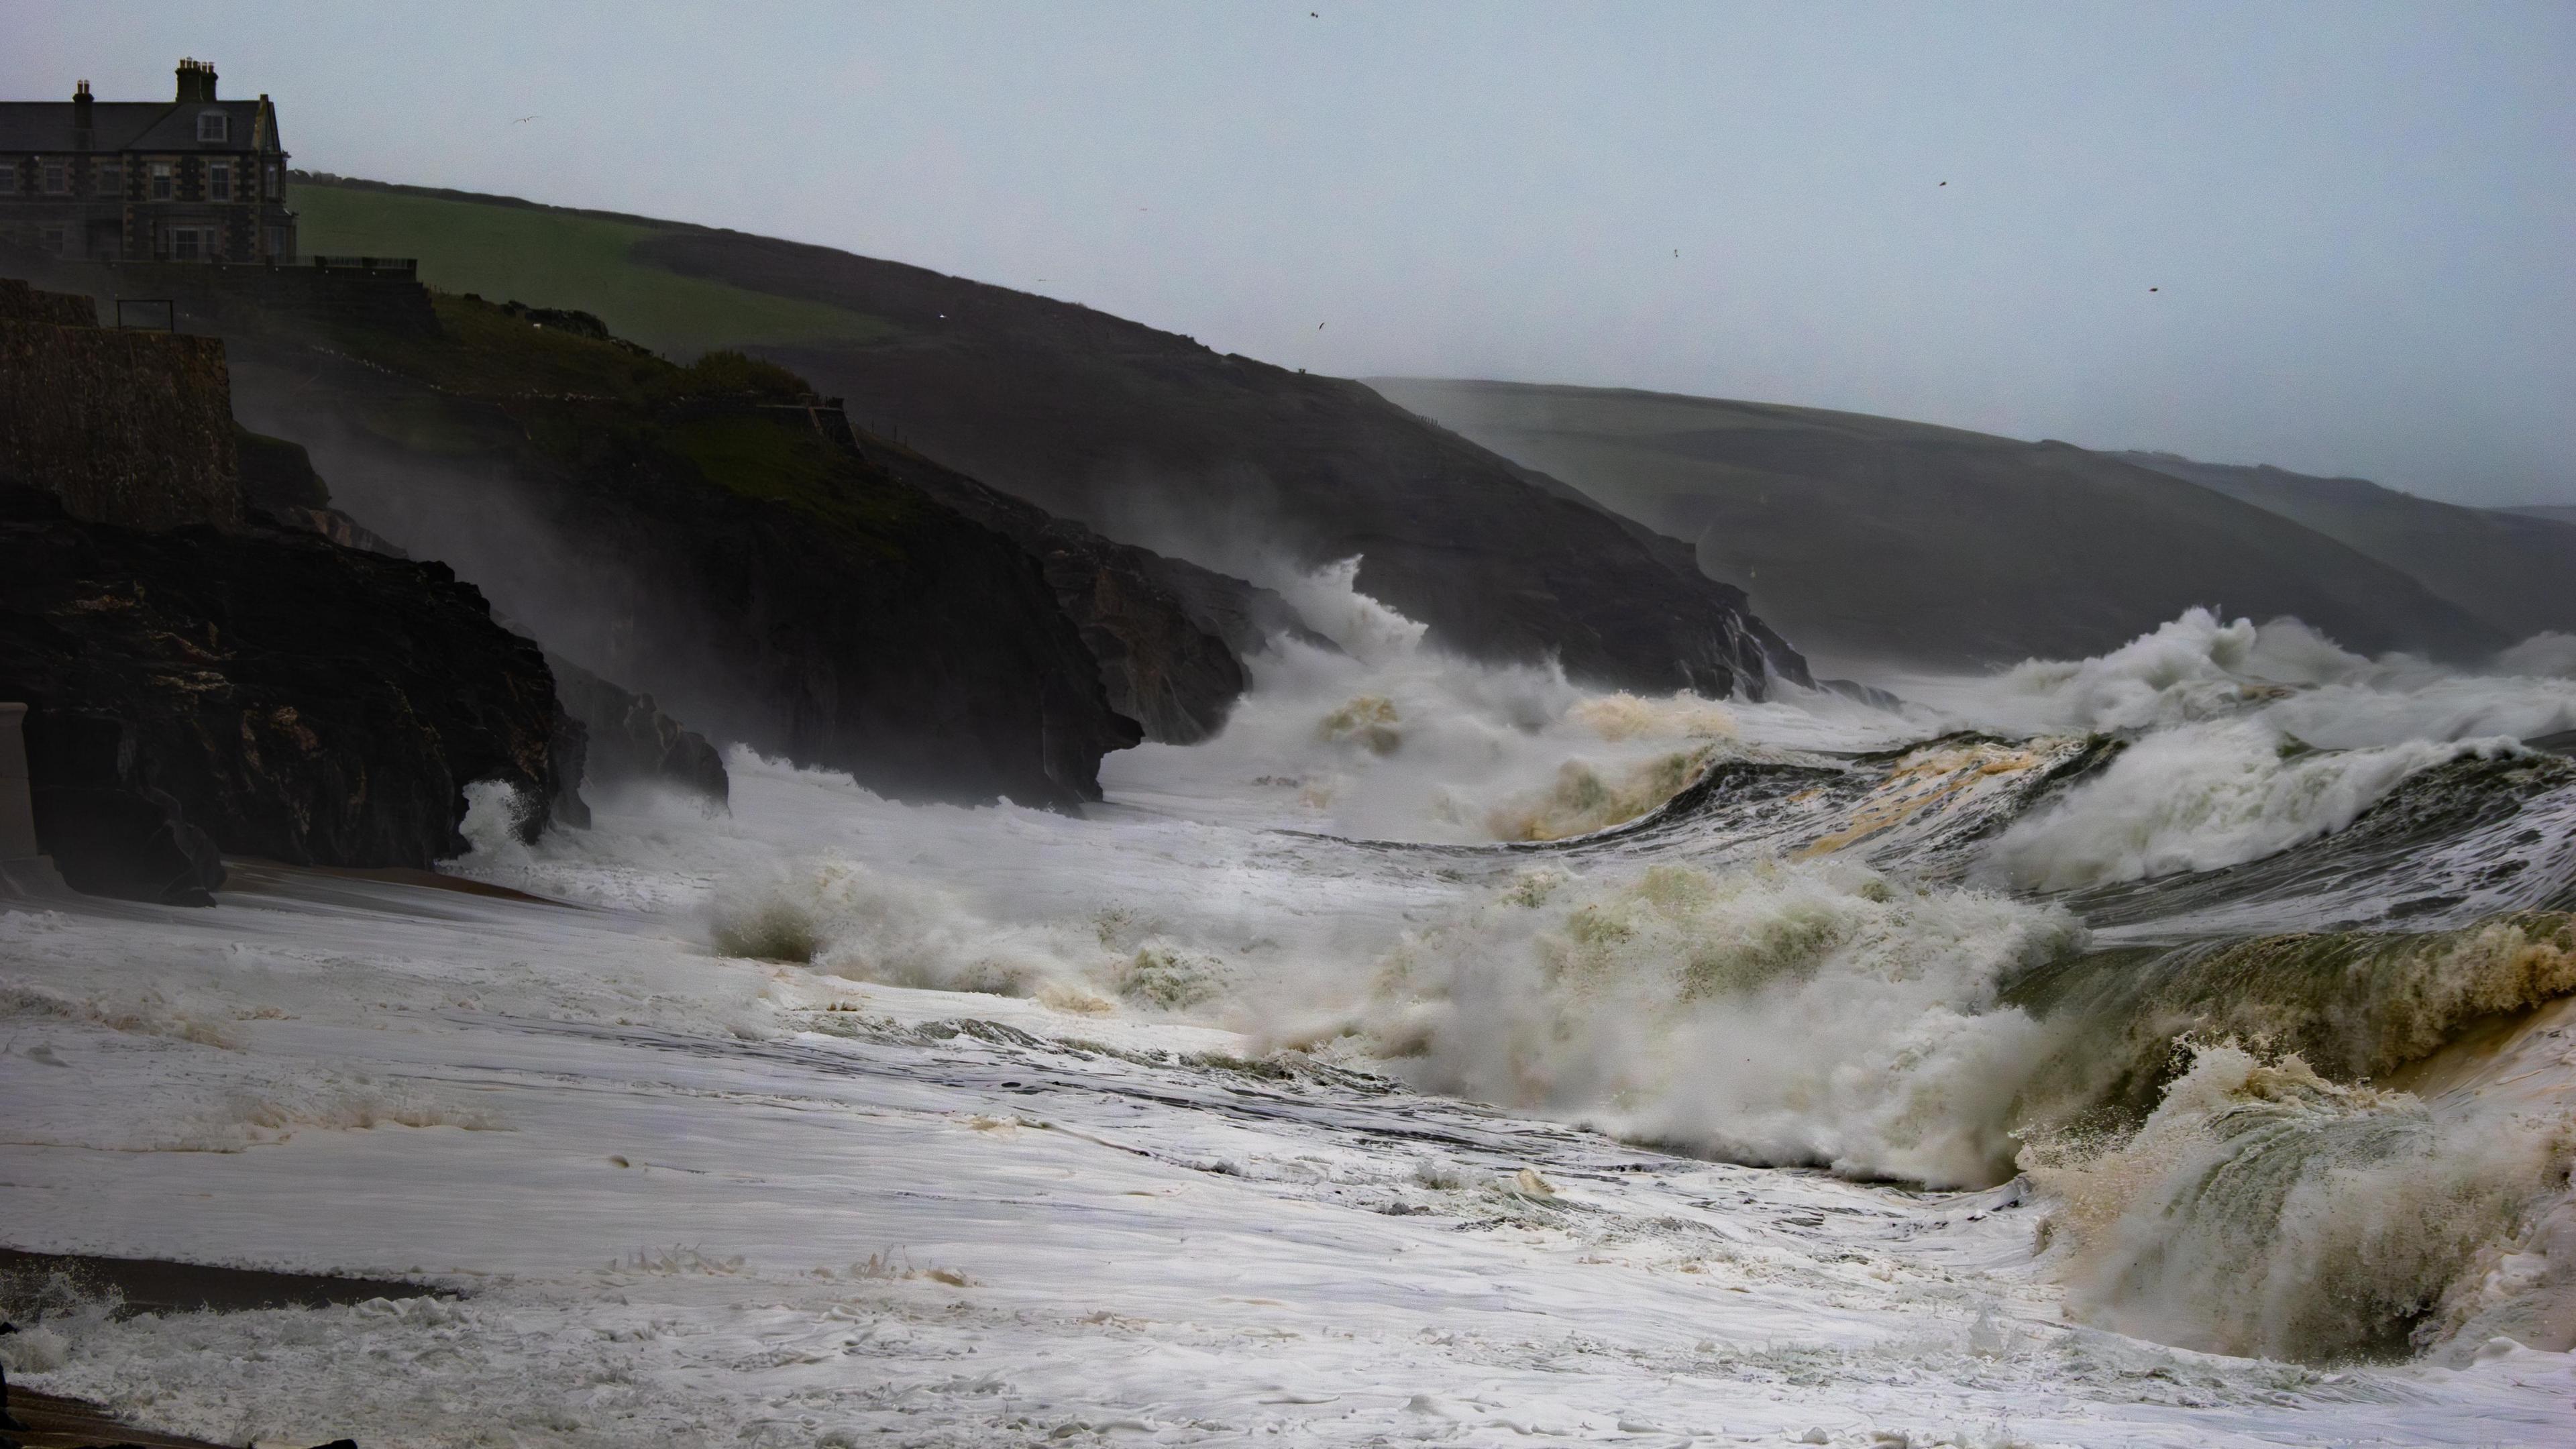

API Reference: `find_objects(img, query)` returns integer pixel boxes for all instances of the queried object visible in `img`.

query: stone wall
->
[0,279,241,529]
[0,278,99,326]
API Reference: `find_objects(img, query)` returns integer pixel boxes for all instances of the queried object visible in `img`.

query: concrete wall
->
[0,703,38,859]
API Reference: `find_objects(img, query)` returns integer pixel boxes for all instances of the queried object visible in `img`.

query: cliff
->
[219,296,1141,808]
[548,651,729,806]
[1375,380,2510,667]
[283,178,1807,698]
[642,232,1806,698]
[2113,451,2576,643]
[846,433,1305,744]
[0,486,580,903]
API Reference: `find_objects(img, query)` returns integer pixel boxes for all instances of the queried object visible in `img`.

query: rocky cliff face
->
[847,431,1303,744]
[221,303,1142,808]
[0,486,580,903]
[0,280,241,531]
[547,652,730,806]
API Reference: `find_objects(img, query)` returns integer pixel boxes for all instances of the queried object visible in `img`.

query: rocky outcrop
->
[547,652,729,806]
[0,280,241,530]
[0,486,580,903]
[852,434,1309,743]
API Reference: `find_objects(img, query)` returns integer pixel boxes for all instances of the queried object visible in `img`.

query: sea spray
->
[1349,857,2086,1187]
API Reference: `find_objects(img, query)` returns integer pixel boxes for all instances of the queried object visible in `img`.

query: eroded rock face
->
[547,652,730,806]
[855,437,1291,745]
[0,486,580,902]
[225,333,1142,810]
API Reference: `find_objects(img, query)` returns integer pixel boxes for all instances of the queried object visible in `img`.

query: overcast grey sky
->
[12,1,2573,503]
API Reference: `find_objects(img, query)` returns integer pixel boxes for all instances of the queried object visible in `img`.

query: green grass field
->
[292,180,895,358]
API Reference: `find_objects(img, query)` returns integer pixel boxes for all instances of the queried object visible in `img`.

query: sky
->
[11,1,2574,504]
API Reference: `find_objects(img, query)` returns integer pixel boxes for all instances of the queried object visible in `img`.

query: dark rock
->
[221,302,1142,809]
[850,436,1303,743]
[0,486,582,900]
[547,652,729,805]
[235,425,332,513]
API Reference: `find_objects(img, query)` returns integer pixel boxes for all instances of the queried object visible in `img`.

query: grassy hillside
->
[291,178,895,357]
[2112,452,2576,642]
[1372,378,2505,667]
[286,174,1804,698]
[2505,504,2576,528]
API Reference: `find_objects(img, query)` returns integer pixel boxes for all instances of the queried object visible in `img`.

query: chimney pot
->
[174,58,219,103]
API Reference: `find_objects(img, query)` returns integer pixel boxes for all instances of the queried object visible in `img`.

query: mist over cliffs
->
[287,176,1809,702]
[1373,379,2536,669]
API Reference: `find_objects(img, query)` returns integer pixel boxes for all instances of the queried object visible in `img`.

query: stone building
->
[0,58,295,264]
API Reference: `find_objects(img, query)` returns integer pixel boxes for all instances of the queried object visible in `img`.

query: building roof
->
[0,99,280,154]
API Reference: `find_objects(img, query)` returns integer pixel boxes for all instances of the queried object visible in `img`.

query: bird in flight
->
[514,115,539,123]
[1318,322,1326,330]
[2149,286,2159,292]
[1938,180,1947,186]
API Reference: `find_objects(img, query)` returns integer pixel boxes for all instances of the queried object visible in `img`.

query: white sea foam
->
[9,594,2576,1443]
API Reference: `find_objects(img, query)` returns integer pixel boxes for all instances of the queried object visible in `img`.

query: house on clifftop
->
[0,58,295,265]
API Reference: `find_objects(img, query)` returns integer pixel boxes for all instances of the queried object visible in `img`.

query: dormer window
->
[197,111,227,143]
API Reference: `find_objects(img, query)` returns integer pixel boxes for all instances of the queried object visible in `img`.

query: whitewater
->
[5,589,2576,1448]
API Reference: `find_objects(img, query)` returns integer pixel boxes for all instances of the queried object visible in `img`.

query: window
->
[207,162,230,202]
[197,111,227,143]
[264,162,280,194]
[150,162,172,200]
[94,164,121,197]
[42,161,68,195]
[168,225,212,261]
[265,225,286,257]
[0,164,17,195]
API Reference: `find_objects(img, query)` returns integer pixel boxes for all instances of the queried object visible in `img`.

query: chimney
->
[72,80,93,144]
[175,58,217,103]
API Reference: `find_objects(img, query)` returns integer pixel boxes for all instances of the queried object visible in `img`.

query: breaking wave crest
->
[468,584,2576,1368]
[2027,1042,2575,1362]
[1346,858,2084,1187]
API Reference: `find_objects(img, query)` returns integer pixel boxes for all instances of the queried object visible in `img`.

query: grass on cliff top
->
[340,291,930,557]
[669,414,929,549]
[292,180,896,358]
[354,294,816,405]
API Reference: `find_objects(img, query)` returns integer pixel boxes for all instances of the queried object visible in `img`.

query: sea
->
[5,572,2574,1447]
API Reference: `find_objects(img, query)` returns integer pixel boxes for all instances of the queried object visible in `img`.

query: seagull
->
[514,115,539,123]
